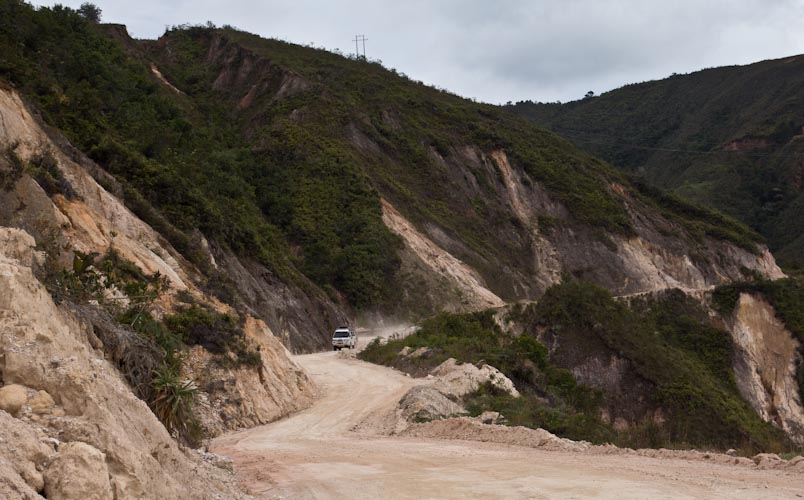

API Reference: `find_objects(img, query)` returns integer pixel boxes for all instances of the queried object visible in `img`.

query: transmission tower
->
[352,34,367,59]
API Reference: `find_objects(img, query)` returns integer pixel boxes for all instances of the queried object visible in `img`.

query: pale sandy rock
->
[403,417,587,452]
[399,385,466,422]
[0,410,55,495]
[28,390,55,415]
[381,198,504,312]
[408,346,432,358]
[201,451,234,472]
[44,441,113,500]
[0,460,41,500]
[186,316,316,436]
[0,89,191,290]
[475,411,503,424]
[430,358,520,398]
[0,384,29,416]
[0,86,314,498]
[725,293,804,444]
[788,455,804,471]
[0,227,252,499]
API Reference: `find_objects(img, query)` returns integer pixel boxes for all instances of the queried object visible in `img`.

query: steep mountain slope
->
[509,55,804,266]
[141,28,782,305]
[0,2,785,342]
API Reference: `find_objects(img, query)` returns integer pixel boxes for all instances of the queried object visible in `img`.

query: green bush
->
[164,305,261,367]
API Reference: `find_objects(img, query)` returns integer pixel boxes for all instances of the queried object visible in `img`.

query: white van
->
[332,327,356,350]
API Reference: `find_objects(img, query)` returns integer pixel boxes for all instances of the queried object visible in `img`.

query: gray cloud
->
[30,0,804,103]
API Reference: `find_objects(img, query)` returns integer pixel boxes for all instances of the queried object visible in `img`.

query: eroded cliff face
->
[382,147,784,311]
[0,228,252,499]
[381,198,504,314]
[725,293,804,444]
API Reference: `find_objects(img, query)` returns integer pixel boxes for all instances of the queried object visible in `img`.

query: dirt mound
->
[402,417,588,452]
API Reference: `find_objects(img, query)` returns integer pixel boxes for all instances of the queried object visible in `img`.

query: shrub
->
[164,305,261,367]
[150,361,201,445]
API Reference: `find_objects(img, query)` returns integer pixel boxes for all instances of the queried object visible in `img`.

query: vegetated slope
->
[0,0,783,348]
[362,281,804,453]
[508,55,804,267]
[137,27,781,306]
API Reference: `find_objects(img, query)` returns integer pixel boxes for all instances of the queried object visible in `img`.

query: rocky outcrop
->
[399,386,466,422]
[381,199,504,314]
[378,144,784,315]
[725,293,804,444]
[186,317,315,435]
[43,441,114,500]
[0,227,252,498]
[430,358,520,399]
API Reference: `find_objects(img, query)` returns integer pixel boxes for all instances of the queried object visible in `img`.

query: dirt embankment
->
[212,328,804,500]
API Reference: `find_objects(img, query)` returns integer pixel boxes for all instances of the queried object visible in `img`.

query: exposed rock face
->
[379,146,784,314]
[0,410,54,498]
[0,86,319,497]
[0,227,252,499]
[44,441,114,500]
[430,358,520,399]
[0,85,343,354]
[0,385,28,416]
[187,317,315,435]
[210,246,346,353]
[381,199,504,314]
[725,293,804,444]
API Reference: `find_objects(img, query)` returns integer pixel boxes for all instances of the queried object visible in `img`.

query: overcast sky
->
[31,0,804,104]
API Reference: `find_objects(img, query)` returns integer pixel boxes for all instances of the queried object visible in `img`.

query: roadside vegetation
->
[362,282,793,453]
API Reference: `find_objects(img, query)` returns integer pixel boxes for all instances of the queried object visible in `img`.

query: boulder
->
[29,390,55,415]
[399,386,466,422]
[430,358,520,398]
[44,441,114,500]
[787,455,804,472]
[0,410,55,495]
[202,451,234,473]
[476,411,504,424]
[0,384,29,416]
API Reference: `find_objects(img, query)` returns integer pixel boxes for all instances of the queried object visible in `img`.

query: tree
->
[77,2,102,23]
[584,91,595,99]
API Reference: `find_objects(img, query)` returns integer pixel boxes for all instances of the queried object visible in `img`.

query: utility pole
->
[352,34,367,59]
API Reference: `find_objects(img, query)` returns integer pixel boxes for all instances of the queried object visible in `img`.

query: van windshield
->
[334,331,350,338]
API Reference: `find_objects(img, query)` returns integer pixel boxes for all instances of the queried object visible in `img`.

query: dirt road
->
[212,328,804,499]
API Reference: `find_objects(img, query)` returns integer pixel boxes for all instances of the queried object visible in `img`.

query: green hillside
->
[0,0,765,317]
[509,55,804,266]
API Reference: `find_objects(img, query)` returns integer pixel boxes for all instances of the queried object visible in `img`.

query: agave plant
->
[150,361,198,439]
